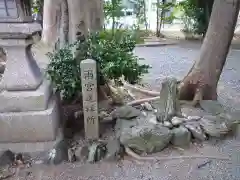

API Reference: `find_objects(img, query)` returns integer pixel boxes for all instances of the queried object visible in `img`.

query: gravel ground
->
[14,42,240,180]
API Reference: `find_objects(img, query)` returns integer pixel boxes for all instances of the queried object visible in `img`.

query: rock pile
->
[50,78,240,164]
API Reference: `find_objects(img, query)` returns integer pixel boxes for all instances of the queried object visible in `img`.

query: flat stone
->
[0,80,52,112]
[0,23,41,34]
[184,121,207,141]
[120,123,172,154]
[111,105,141,120]
[0,96,59,143]
[200,115,229,137]
[171,126,191,147]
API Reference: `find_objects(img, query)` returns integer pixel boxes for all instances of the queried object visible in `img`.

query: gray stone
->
[163,121,173,129]
[187,116,201,121]
[200,115,230,138]
[171,116,185,126]
[155,78,181,122]
[143,102,153,111]
[0,96,59,143]
[87,142,107,163]
[184,121,207,141]
[111,105,141,120]
[48,139,70,165]
[0,61,5,73]
[0,80,52,112]
[120,123,172,154]
[171,126,191,147]
[104,139,124,161]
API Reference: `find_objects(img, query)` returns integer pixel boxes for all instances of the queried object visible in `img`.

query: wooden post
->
[80,59,99,139]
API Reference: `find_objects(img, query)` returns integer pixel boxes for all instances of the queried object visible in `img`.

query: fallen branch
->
[125,147,231,162]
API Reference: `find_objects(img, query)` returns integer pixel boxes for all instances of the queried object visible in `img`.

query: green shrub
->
[47,30,150,101]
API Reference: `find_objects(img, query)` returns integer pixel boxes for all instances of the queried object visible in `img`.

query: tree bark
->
[67,0,87,44]
[59,0,69,48]
[41,0,59,47]
[178,0,240,104]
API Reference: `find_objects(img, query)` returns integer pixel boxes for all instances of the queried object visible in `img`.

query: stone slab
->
[0,131,61,153]
[0,95,59,143]
[0,80,52,112]
[0,23,41,34]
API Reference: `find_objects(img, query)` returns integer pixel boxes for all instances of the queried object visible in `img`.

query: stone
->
[0,61,5,73]
[155,78,181,122]
[199,100,226,115]
[104,139,124,161]
[87,142,107,163]
[187,116,201,121]
[0,0,33,22]
[147,114,158,124]
[0,80,52,112]
[80,59,99,139]
[171,126,191,147]
[120,123,172,154]
[0,150,15,167]
[200,115,230,138]
[184,121,207,141]
[0,96,59,143]
[171,116,185,126]
[163,121,173,129]
[47,139,70,165]
[143,102,153,111]
[111,105,141,120]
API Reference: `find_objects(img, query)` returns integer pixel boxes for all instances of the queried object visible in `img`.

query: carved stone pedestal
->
[0,23,60,151]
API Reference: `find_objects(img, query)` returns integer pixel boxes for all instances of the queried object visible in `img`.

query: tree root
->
[122,81,159,96]
[125,147,231,162]
[127,96,160,106]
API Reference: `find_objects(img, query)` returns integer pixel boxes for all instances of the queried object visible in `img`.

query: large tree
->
[178,0,240,105]
[41,0,104,47]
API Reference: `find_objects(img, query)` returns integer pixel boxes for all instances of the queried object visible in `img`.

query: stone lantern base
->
[0,23,60,152]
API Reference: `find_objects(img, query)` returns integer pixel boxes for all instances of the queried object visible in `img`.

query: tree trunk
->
[178,0,240,104]
[41,0,59,47]
[59,0,69,48]
[156,0,160,37]
[67,0,88,44]
[143,0,148,31]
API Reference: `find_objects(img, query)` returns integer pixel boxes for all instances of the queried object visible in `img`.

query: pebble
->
[143,102,153,111]
[171,116,185,126]
[187,116,201,121]
[171,126,191,147]
[163,121,173,128]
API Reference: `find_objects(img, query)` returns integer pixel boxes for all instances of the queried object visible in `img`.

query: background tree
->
[178,0,214,37]
[178,0,240,104]
[133,0,148,30]
[104,0,124,34]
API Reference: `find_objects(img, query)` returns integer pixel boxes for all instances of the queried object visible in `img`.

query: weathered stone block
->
[0,96,59,143]
[0,80,52,112]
